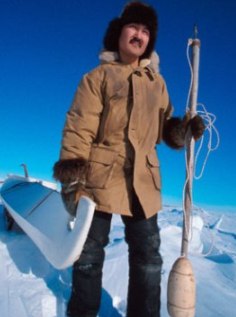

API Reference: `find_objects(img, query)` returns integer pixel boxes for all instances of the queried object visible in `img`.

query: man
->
[53,2,205,317]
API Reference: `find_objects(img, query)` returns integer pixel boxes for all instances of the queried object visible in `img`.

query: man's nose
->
[134,29,142,38]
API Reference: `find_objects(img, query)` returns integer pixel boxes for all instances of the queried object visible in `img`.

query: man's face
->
[118,23,150,62]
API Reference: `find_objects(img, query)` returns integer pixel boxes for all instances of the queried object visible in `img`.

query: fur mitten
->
[61,181,89,216]
[163,114,205,149]
[53,158,88,216]
[189,115,205,140]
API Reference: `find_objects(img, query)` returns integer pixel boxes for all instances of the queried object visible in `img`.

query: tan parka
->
[59,52,172,218]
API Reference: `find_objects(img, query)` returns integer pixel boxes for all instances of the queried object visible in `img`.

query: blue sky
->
[0,0,235,211]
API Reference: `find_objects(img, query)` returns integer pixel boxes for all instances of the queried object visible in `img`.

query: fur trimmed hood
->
[99,50,160,73]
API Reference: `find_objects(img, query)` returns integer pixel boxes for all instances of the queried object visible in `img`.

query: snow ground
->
[0,203,236,317]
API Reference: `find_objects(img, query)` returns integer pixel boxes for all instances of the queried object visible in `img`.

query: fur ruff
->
[99,50,160,73]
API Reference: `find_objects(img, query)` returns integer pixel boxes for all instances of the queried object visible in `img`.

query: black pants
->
[67,196,163,317]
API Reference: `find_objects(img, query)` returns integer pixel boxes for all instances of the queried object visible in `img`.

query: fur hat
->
[103,1,158,59]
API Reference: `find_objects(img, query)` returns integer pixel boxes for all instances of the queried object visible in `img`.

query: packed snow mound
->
[0,203,236,317]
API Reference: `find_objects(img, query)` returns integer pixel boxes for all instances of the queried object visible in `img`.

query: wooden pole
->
[181,27,201,257]
[167,27,200,317]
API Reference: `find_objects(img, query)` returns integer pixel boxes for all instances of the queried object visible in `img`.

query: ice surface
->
[1,203,236,317]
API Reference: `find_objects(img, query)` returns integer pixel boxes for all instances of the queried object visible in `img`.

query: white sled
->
[0,176,95,269]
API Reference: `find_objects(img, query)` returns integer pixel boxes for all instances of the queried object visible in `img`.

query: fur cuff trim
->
[163,117,186,149]
[53,158,87,184]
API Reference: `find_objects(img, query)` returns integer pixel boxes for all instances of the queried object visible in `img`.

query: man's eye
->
[143,29,150,36]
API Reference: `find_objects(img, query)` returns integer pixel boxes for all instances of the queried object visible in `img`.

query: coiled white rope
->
[194,104,220,179]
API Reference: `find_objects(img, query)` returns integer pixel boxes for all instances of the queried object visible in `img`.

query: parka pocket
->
[86,146,118,189]
[146,152,161,190]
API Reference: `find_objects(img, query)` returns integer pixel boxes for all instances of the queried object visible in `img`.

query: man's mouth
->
[129,37,142,48]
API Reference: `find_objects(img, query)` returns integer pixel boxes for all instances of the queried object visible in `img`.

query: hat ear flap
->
[103,18,122,52]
